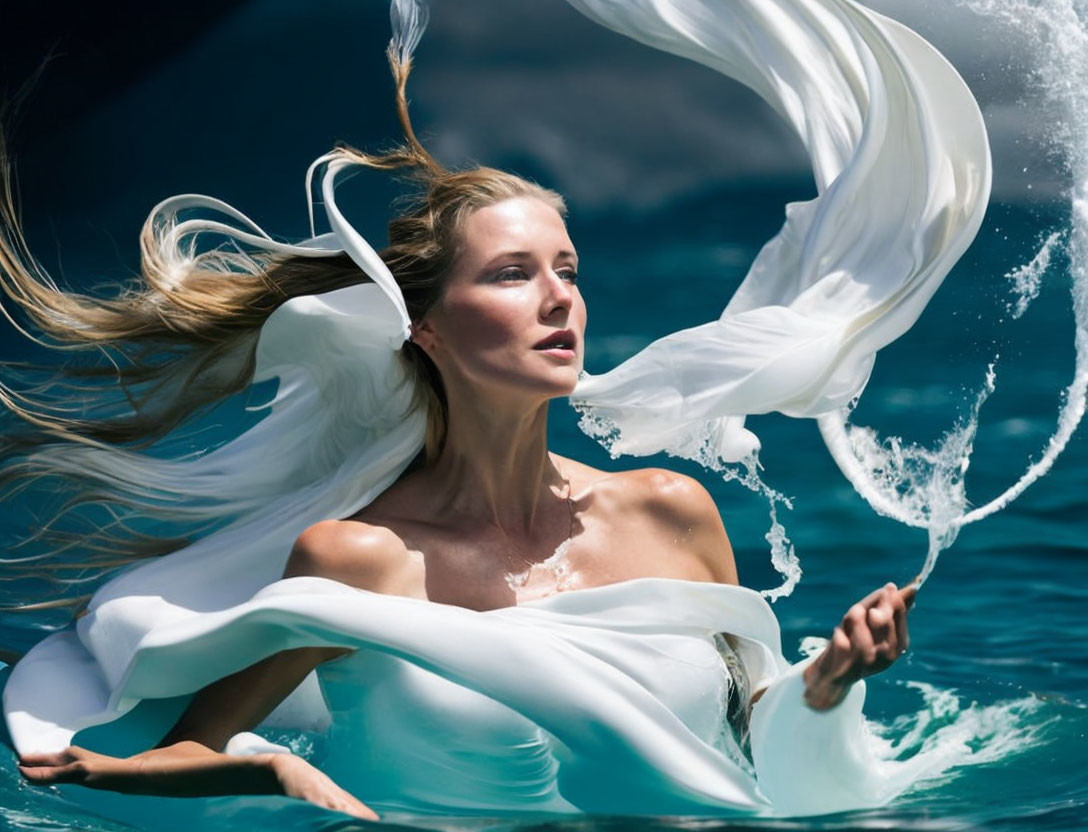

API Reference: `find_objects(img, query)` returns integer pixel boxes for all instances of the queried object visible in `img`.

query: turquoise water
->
[3,0,1088,825]
[1,187,1085,830]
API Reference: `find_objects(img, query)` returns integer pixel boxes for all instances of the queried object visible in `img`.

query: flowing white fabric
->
[12,577,919,817]
[3,0,991,818]
[567,0,991,464]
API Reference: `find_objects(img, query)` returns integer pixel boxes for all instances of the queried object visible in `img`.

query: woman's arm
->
[18,742,281,795]
[16,645,376,819]
[17,520,411,820]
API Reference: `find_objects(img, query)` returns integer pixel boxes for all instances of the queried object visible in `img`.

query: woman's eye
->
[493,267,579,283]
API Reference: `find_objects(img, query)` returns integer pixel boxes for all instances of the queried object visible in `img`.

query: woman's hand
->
[803,582,916,711]
[18,743,379,821]
[268,753,379,821]
[18,745,146,791]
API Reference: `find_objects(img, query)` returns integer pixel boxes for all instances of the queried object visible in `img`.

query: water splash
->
[822,363,996,587]
[819,0,1088,587]
[787,643,1054,798]
[575,400,802,601]
[868,682,1051,789]
[696,449,802,602]
[726,460,802,602]
[503,537,576,597]
[1006,230,1064,319]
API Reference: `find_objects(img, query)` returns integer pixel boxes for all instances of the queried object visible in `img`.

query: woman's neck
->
[424,388,567,536]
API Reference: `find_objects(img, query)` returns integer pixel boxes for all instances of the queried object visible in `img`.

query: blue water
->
[3,0,1088,825]
[1,185,1085,830]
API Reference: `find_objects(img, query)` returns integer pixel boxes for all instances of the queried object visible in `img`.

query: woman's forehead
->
[459,197,575,261]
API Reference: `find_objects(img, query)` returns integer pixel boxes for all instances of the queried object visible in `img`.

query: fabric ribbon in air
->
[565,0,991,465]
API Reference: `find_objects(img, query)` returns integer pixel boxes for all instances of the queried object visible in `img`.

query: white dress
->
[7,576,921,818]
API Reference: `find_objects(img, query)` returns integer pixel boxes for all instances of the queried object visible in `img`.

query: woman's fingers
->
[806,581,917,711]
[336,793,380,821]
[271,753,380,821]
[900,583,918,610]
[308,778,375,820]
[877,584,904,659]
[894,585,913,654]
[854,584,890,610]
[19,761,86,784]
[873,583,912,660]
[841,584,911,671]
[844,602,877,666]
[866,597,892,651]
[18,747,95,785]
[18,750,76,768]
[308,781,380,820]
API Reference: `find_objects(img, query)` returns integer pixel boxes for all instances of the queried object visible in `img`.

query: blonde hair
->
[0,35,565,610]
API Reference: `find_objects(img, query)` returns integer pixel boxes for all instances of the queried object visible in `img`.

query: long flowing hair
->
[0,11,565,612]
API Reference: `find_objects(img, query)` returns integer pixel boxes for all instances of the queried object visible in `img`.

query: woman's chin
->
[460,360,584,403]
[525,372,582,402]
[549,366,583,397]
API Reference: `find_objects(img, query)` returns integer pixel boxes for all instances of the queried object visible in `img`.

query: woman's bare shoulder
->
[575,463,739,585]
[283,518,424,597]
[571,461,715,515]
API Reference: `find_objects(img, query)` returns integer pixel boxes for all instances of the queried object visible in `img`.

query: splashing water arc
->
[818,0,1088,588]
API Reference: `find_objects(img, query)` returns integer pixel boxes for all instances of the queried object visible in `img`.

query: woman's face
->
[414,196,586,402]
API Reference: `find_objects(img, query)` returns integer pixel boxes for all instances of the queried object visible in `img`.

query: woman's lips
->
[532,329,577,351]
[536,347,577,360]
[533,331,577,361]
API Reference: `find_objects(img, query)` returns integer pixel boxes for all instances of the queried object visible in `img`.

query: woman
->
[12,173,913,822]
[2,0,983,821]
[9,117,913,828]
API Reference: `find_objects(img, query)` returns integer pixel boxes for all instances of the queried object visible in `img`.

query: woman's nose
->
[541,270,574,317]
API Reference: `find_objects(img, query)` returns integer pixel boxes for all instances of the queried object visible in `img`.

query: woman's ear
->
[409,316,439,355]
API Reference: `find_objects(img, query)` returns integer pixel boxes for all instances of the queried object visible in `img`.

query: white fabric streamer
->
[568,0,990,465]
[3,0,991,818]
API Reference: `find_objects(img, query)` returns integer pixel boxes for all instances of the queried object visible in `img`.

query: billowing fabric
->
[12,577,921,817]
[567,0,990,463]
[3,0,990,819]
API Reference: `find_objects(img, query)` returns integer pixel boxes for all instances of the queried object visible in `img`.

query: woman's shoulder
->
[283,518,425,597]
[570,461,738,585]
[569,459,718,518]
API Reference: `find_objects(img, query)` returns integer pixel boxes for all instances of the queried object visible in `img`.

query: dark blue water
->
[1,183,1085,830]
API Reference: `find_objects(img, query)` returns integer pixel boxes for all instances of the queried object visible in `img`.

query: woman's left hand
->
[802,582,916,711]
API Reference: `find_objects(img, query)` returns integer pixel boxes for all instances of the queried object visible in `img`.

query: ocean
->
[1,185,1084,831]
[1,0,1087,829]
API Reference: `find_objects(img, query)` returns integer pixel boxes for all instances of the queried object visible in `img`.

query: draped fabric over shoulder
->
[2,0,990,819]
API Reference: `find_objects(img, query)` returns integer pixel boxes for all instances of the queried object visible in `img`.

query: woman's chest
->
[404,512,714,609]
